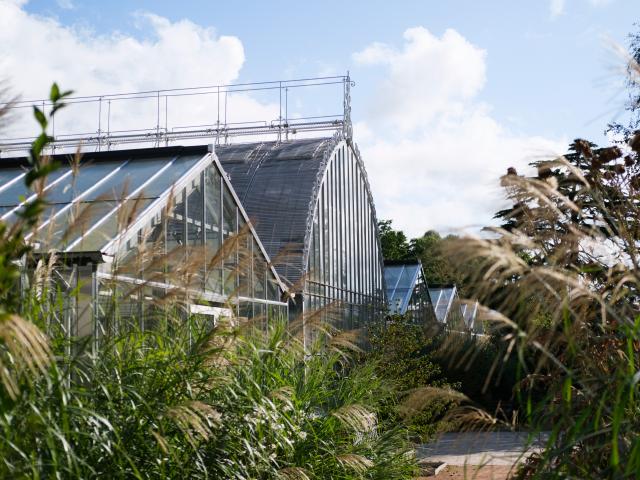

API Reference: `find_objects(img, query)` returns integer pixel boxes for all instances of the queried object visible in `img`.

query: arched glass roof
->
[216,136,340,286]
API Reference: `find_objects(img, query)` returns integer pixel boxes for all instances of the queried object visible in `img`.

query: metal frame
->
[0,75,355,156]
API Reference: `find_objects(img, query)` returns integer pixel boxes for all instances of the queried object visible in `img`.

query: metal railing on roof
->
[0,75,355,157]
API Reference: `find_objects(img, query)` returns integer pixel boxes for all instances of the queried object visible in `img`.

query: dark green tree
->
[377,219,412,260]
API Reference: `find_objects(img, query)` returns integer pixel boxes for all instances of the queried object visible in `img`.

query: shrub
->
[366,315,460,441]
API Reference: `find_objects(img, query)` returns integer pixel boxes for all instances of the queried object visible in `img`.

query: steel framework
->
[0,75,354,156]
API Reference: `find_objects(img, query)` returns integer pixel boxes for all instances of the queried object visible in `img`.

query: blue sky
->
[2,0,639,235]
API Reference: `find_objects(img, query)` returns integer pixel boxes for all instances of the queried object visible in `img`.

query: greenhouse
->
[0,144,288,339]
[383,260,434,323]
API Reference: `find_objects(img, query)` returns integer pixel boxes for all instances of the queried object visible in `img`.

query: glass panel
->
[253,240,265,300]
[71,198,154,252]
[165,188,186,272]
[186,173,204,289]
[238,216,251,298]
[0,168,69,207]
[44,161,125,205]
[143,211,165,282]
[35,199,116,251]
[140,154,204,198]
[80,158,166,202]
[222,184,237,296]
[205,166,222,293]
[0,169,25,189]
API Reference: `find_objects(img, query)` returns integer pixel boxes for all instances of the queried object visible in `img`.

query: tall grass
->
[0,311,418,478]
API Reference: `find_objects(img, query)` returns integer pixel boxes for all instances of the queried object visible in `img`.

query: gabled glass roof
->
[428,286,458,323]
[384,262,422,314]
[0,146,207,252]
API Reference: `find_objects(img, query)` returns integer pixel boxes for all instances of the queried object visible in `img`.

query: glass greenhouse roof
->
[0,146,207,252]
[428,286,458,323]
[384,262,422,314]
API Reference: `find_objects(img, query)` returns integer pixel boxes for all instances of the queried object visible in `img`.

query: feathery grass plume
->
[336,453,374,473]
[0,314,53,399]
[277,466,312,480]
[398,386,467,420]
[166,401,221,447]
[332,403,377,433]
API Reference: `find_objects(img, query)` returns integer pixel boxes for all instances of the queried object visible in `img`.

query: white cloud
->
[549,0,566,19]
[0,1,279,142]
[354,27,566,237]
[354,27,486,132]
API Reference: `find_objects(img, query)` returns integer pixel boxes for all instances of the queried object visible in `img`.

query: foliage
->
[366,315,459,440]
[0,314,418,479]
[427,330,525,422]
[378,220,413,261]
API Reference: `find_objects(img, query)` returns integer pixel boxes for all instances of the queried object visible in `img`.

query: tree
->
[378,220,412,261]
[495,138,640,292]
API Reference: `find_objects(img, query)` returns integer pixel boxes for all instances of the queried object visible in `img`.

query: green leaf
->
[50,102,66,117]
[29,133,51,163]
[33,106,47,130]
[50,83,60,102]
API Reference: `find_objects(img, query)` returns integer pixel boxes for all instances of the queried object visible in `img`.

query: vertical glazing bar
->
[219,172,224,291]
[336,148,342,302]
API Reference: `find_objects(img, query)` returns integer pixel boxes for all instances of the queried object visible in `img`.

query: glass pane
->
[222,184,237,296]
[139,154,204,198]
[253,240,265,300]
[0,168,69,207]
[143,211,165,282]
[68,198,154,252]
[0,168,25,189]
[166,188,186,272]
[45,161,125,205]
[35,200,117,251]
[205,166,222,294]
[82,157,169,202]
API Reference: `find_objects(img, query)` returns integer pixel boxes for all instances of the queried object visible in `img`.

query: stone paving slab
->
[416,431,548,467]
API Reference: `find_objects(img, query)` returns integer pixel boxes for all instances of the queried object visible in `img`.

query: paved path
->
[416,431,548,467]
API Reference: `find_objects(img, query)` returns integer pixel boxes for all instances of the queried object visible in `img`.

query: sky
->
[0,0,638,237]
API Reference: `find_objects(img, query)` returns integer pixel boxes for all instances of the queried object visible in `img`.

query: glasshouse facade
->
[217,133,386,330]
[1,145,288,339]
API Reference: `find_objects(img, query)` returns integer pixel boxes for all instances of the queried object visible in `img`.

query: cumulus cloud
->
[0,1,279,142]
[353,27,565,237]
[354,27,486,132]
